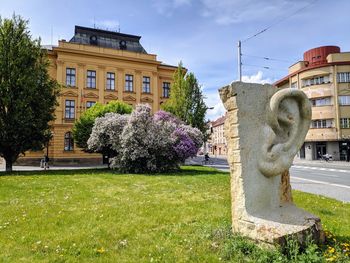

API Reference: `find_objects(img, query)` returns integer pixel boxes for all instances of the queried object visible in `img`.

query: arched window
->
[64,132,74,151]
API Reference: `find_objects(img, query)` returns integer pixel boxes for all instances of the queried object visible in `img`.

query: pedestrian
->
[44,155,49,170]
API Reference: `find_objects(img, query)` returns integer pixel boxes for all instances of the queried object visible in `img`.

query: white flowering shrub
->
[88,104,203,173]
[87,113,129,156]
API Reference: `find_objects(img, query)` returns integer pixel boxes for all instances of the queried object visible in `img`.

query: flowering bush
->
[88,104,203,173]
[87,113,129,156]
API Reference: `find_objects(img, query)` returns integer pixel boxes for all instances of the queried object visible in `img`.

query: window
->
[340,118,350,128]
[162,82,170,98]
[142,76,151,93]
[339,96,350,105]
[125,74,133,92]
[65,100,75,119]
[302,75,330,87]
[66,68,76,86]
[106,72,115,90]
[291,82,298,89]
[311,119,333,129]
[86,101,96,109]
[87,70,96,88]
[64,132,74,151]
[310,97,331,107]
[337,72,350,83]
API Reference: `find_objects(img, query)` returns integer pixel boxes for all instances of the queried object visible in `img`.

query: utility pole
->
[237,40,242,81]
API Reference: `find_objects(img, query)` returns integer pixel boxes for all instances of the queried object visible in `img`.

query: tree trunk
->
[4,156,13,172]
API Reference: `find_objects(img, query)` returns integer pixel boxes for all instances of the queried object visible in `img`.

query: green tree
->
[162,62,188,121]
[186,73,208,136]
[72,100,132,151]
[0,15,59,172]
[162,62,208,135]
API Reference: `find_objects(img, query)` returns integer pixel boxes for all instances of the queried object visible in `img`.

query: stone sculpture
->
[219,81,324,246]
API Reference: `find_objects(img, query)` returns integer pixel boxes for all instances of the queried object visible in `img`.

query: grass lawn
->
[0,166,349,262]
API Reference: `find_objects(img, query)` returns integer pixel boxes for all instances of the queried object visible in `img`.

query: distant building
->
[209,115,227,156]
[275,45,350,161]
[19,26,178,165]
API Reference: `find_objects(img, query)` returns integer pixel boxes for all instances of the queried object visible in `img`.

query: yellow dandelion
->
[96,247,105,254]
[328,247,335,254]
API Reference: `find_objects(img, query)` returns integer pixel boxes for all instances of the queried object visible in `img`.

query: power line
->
[242,53,292,63]
[242,63,287,72]
[242,0,318,43]
[243,63,270,70]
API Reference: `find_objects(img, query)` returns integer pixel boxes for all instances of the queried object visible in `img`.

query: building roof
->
[69,26,147,54]
[274,45,349,87]
[211,115,226,127]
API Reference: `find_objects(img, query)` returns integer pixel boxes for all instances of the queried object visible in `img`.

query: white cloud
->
[241,71,273,84]
[204,71,274,121]
[206,101,226,121]
[204,88,226,121]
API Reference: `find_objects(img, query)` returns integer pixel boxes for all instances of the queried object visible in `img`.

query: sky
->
[1,0,350,121]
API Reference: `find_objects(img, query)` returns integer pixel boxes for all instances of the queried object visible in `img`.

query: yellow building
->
[19,26,177,165]
[275,45,350,161]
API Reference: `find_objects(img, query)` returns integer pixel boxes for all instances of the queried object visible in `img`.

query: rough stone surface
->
[219,81,324,246]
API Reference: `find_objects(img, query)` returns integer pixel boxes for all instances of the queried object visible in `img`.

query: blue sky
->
[1,0,349,120]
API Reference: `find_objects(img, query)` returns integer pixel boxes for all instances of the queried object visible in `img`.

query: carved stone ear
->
[258,89,311,177]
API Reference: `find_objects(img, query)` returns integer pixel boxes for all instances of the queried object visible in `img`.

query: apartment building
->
[19,26,177,165]
[209,115,227,156]
[275,45,350,161]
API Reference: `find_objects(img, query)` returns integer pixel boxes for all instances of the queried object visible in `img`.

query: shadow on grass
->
[0,165,229,177]
[160,165,229,176]
[0,168,110,177]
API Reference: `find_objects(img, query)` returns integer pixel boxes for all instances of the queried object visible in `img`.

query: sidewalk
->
[199,154,350,170]
[292,157,350,170]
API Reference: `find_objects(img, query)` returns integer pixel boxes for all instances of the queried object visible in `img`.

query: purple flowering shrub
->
[171,127,197,161]
[87,104,203,173]
[153,110,183,125]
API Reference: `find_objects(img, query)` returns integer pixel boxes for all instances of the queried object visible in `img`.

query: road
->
[188,156,350,203]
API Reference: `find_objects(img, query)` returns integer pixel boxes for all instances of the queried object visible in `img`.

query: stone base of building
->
[15,157,103,166]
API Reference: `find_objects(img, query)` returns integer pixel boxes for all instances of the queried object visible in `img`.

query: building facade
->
[275,46,350,161]
[208,115,227,156]
[19,26,177,165]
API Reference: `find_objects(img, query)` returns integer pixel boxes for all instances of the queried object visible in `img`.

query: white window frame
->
[337,72,350,83]
[311,119,333,129]
[340,118,350,128]
[310,97,331,107]
[339,96,350,105]
[106,72,115,90]
[87,70,96,89]
[66,68,76,87]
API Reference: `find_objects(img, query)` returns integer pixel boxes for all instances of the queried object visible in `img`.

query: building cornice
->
[55,47,162,66]
[274,61,350,86]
